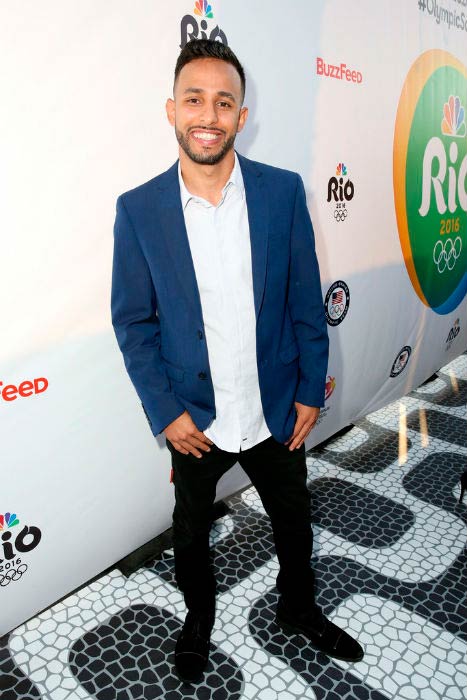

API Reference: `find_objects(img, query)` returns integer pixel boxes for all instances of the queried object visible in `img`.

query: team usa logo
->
[180,1,228,48]
[446,318,460,351]
[0,512,42,587]
[394,50,467,314]
[390,346,412,378]
[324,281,350,326]
[327,163,355,222]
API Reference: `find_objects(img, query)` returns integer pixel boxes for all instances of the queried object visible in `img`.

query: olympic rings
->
[433,236,462,273]
[329,303,344,317]
[334,208,348,222]
[0,563,28,586]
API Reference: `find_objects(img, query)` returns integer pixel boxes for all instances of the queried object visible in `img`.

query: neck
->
[179,148,236,206]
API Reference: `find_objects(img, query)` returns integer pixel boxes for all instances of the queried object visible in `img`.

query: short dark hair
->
[174,39,246,102]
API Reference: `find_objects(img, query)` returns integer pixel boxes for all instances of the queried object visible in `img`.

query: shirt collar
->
[178,151,245,210]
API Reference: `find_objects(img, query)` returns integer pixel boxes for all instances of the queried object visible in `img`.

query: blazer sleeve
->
[111,194,185,436]
[287,175,329,407]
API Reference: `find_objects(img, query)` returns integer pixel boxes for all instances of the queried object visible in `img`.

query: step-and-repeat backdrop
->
[1,0,466,634]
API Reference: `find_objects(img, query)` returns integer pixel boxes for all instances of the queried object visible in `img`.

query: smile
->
[191,131,222,142]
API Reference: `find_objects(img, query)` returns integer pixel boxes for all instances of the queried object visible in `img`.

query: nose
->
[199,100,218,127]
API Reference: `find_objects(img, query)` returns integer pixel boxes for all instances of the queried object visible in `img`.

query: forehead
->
[175,57,242,97]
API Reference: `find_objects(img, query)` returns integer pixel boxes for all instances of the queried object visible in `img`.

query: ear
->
[166,98,175,127]
[237,106,248,133]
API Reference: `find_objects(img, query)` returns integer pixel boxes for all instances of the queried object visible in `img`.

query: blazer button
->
[198,330,203,340]
[198,371,207,380]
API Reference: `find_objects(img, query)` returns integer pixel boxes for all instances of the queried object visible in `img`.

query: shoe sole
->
[276,617,364,663]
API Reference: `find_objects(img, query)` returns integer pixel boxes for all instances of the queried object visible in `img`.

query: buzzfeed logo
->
[0,377,48,402]
[317,57,363,84]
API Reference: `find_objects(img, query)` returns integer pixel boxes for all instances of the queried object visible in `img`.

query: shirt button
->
[198,330,203,340]
[198,372,207,380]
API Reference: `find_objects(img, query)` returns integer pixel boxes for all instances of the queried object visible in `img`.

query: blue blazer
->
[111,153,329,443]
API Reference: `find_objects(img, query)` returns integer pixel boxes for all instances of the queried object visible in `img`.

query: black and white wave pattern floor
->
[1,353,466,700]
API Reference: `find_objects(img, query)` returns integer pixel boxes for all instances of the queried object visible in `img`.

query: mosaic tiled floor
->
[1,353,466,700]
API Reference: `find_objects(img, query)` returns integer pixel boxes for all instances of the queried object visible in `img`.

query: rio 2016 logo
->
[0,511,42,586]
[327,163,355,222]
[394,50,467,314]
[180,1,227,49]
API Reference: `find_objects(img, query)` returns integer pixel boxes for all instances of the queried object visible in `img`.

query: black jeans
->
[166,435,315,614]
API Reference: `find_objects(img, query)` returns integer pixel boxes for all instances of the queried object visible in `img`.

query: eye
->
[186,98,200,104]
[218,101,232,108]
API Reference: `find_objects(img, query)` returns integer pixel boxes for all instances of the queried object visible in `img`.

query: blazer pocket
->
[279,339,300,365]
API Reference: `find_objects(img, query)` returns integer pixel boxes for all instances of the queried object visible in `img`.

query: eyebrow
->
[183,87,237,102]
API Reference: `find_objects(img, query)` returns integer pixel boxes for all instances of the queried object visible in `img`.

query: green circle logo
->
[394,50,467,314]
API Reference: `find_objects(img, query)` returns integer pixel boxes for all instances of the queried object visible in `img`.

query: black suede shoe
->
[174,610,214,683]
[275,599,364,662]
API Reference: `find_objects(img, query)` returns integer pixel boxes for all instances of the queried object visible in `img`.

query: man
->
[111,39,363,683]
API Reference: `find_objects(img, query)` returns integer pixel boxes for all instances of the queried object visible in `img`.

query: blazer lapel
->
[156,162,204,321]
[155,155,269,325]
[238,154,269,322]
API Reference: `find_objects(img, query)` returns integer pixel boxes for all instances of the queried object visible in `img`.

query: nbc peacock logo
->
[0,513,19,529]
[194,0,213,18]
[1,511,42,587]
[394,50,467,314]
[336,163,347,177]
[442,96,466,138]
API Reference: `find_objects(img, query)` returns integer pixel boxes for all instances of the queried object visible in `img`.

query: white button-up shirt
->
[178,153,271,452]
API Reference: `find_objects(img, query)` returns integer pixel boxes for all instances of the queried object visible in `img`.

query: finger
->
[179,439,203,458]
[172,438,203,457]
[288,422,313,450]
[172,432,211,453]
[288,435,306,450]
[186,435,212,452]
[198,432,214,445]
[172,441,190,455]
[285,429,300,446]
[285,416,307,445]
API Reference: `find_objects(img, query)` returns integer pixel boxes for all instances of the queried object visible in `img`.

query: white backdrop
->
[1,0,466,635]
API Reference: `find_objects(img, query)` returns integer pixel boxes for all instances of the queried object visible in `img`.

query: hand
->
[164,410,213,458]
[285,402,320,450]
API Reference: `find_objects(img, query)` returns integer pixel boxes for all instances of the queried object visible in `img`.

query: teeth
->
[193,132,219,141]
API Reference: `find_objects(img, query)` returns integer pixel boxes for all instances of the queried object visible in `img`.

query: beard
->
[175,126,237,165]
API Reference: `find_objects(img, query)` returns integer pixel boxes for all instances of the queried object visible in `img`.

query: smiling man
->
[170,72,243,166]
[111,39,363,683]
